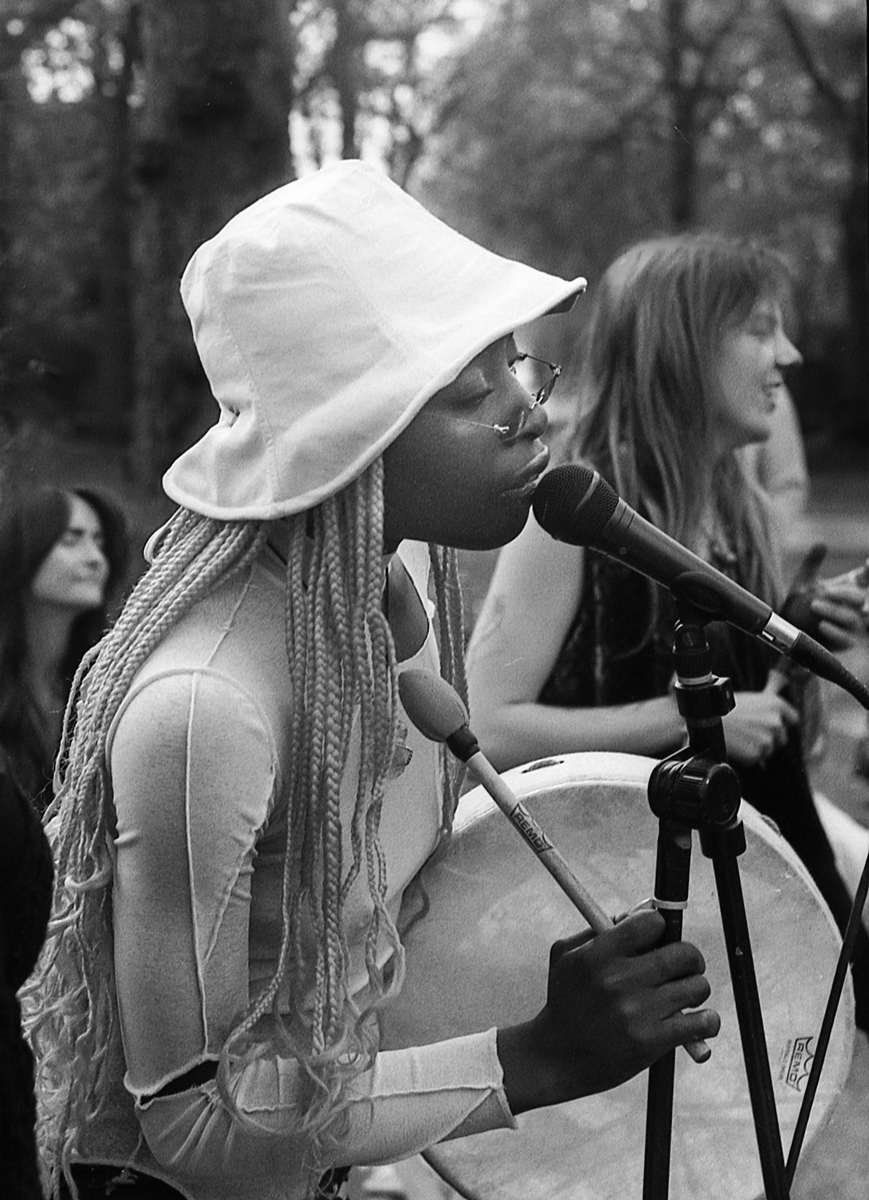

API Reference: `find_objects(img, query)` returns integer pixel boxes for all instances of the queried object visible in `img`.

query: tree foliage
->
[0,0,865,482]
[1,0,295,481]
[290,0,460,184]
[416,0,867,430]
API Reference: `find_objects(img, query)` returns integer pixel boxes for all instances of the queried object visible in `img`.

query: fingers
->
[551,907,662,961]
[784,572,869,646]
[727,688,799,765]
[804,574,869,647]
[816,568,869,597]
[552,912,709,996]
[763,668,787,696]
[815,620,857,652]
[810,579,869,648]
[816,578,864,604]
[662,1005,722,1046]
[551,926,596,953]
[589,907,667,957]
[811,592,864,626]
[532,913,721,1103]
[645,937,708,985]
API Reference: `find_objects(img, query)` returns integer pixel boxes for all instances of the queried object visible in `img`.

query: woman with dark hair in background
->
[0,485,129,814]
[0,485,128,1196]
[1,761,53,1199]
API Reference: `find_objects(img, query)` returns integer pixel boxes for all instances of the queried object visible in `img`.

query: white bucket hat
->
[164,160,586,519]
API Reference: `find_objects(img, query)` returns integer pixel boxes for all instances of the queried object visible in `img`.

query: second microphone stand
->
[642,610,790,1200]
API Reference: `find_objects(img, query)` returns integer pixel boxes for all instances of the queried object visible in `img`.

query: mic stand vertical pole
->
[642,814,692,1198]
[642,616,790,1200]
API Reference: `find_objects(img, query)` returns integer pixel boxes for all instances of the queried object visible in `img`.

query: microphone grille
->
[532,463,618,544]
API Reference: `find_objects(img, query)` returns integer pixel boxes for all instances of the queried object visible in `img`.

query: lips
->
[505,445,550,499]
[70,577,107,597]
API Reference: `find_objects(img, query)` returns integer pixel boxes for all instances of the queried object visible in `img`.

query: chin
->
[70,589,105,611]
[461,509,531,552]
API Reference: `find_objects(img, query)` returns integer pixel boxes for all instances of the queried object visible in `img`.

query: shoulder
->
[109,668,283,770]
[487,516,584,604]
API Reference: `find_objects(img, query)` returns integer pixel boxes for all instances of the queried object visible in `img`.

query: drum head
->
[382,752,855,1200]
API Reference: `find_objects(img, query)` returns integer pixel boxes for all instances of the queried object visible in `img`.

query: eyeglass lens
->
[418,351,562,440]
[505,353,562,437]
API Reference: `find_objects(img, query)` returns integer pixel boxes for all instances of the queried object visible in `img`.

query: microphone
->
[532,464,869,708]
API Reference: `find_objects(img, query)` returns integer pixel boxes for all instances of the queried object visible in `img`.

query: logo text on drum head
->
[780,1035,814,1092]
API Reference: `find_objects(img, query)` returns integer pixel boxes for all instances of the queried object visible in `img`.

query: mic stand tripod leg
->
[704,829,790,1199]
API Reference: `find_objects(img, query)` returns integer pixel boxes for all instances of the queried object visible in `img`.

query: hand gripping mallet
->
[397,667,710,1064]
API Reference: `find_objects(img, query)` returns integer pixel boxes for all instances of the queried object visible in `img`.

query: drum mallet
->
[398,667,710,1064]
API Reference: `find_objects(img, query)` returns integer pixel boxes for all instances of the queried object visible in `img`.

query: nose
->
[524,396,549,440]
[82,536,109,573]
[775,329,802,368]
[500,373,550,442]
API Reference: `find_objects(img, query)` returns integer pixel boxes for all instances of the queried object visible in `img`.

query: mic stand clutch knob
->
[648,756,742,844]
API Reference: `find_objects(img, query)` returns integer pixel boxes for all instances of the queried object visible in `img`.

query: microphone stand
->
[642,610,790,1200]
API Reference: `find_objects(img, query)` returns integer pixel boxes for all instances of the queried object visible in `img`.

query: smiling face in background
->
[381,336,552,553]
[29,494,109,614]
[715,297,802,452]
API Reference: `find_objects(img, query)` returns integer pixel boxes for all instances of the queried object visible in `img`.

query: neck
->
[23,599,77,701]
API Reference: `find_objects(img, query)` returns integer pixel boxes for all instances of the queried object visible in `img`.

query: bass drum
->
[381,752,855,1200]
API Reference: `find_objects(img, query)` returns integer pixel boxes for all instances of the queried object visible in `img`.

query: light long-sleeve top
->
[80,541,514,1200]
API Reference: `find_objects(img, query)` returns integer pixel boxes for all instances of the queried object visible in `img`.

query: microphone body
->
[532,464,869,706]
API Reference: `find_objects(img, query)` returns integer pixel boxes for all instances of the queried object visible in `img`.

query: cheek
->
[437,456,531,549]
[30,553,67,601]
[716,345,754,411]
[383,428,529,550]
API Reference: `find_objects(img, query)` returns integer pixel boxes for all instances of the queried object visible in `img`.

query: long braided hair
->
[26,458,466,1196]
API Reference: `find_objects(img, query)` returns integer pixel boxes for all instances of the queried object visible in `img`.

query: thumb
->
[604,908,666,955]
[765,668,788,696]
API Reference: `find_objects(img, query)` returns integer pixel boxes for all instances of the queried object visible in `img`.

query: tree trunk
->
[0,27,29,347]
[130,0,294,489]
[663,0,699,230]
[90,4,136,446]
[840,67,868,418]
[329,0,361,160]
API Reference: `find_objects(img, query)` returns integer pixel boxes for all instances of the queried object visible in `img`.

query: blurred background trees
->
[0,0,866,492]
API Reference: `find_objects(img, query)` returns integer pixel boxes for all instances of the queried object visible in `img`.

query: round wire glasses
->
[422,352,562,442]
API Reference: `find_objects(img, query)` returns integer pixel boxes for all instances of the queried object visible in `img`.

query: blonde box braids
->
[27,458,466,1196]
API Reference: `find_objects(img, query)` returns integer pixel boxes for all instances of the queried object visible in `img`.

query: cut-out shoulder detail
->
[386,555,430,662]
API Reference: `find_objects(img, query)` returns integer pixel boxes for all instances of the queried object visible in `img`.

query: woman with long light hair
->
[468,232,869,1028]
